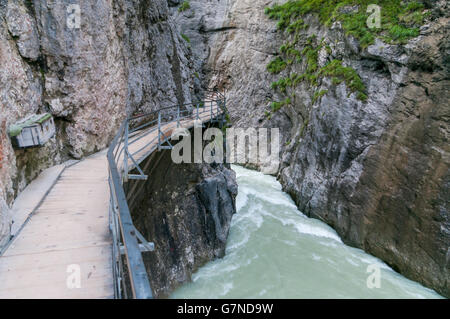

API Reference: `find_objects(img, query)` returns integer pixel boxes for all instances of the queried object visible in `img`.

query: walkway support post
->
[123,120,129,183]
[158,111,161,150]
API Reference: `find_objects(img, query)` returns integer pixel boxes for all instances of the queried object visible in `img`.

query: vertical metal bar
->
[196,102,199,120]
[177,105,180,128]
[210,99,213,120]
[123,121,129,182]
[158,111,161,150]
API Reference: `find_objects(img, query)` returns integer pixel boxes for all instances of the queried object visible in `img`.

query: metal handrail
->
[106,90,227,299]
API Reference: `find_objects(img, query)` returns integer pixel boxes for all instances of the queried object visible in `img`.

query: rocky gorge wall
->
[0,0,448,299]
[191,0,449,297]
[0,0,197,249]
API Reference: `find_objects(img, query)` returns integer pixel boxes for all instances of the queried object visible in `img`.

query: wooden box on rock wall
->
[8,113,55,149]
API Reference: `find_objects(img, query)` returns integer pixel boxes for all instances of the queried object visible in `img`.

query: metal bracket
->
[120,226,155,255]
[127,174,148,180]
[158,133,173,151]
[125,150,148,181]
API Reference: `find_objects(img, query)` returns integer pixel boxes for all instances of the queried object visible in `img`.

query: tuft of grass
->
[267,57,288,74]
[178,1,191,12]
[271,97,291,112]
[318,60,367,100]
[387,25,419,41]
[181,33,191,43]
[312,89,328,103]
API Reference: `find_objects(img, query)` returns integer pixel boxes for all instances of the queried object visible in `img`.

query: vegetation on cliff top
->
[264,0,427,114]
[265,0,427,47]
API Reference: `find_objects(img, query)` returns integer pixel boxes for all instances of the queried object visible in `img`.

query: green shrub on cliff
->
[271,98,291,112]
[178,1,191,12]
[265,0,426,47]
[312,89,328,104]
[318,60,367,100]
[267,57,287,74]
[181,33,191,43]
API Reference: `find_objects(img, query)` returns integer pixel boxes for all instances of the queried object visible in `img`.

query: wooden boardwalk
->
[0,104,221,299]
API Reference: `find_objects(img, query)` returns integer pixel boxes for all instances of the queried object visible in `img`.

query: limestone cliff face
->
[0,0,196,248]
[202,0,449,297]
[126,127,237,298]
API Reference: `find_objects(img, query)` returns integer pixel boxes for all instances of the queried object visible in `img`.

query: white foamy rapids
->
[345,257,360,267]
[292,220,342,242]
[259,209,342,242]
[226,232,250,252]
[220,283,234,296]
[238,185,298,210]
[232,200,265,228]
[192,262,240,282]
[236,189,249,211]
[312,253,322,261]
[348,250,391,270]
[234,165,342,242]
[232,165,282,190]
[192,254,256,283]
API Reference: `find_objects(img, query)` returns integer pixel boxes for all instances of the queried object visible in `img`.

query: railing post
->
[123,120,129,183]
[158,111,161,150]
[177,105,180,128]
[196,102,199,120]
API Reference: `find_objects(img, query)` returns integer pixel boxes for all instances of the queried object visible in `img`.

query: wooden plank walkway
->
[0,152,113,299]
[0,103,222,299]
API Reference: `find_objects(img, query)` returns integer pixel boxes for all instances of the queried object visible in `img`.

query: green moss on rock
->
[265,0,427,47]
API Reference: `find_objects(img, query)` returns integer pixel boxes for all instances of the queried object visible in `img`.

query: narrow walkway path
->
[0,151,113,298]
[0,104,221,299]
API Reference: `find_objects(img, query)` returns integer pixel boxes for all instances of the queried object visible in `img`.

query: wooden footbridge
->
[0,92,226,299]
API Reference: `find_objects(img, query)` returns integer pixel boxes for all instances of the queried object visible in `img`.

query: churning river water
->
[171,165,443,299]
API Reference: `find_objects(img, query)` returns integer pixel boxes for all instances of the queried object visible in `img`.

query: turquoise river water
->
[171,165,443,299]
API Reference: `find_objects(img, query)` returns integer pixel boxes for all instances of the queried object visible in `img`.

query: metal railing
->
[106,91,227,298]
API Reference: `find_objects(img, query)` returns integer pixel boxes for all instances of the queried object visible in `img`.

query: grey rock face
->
[168,0,231,95]
[197,173,236,244]
[5,2,40,60]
